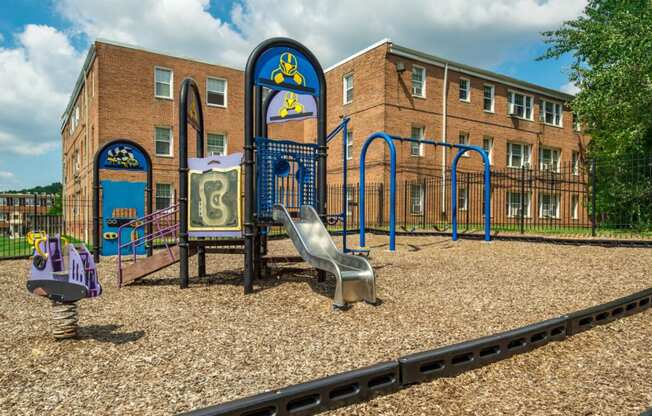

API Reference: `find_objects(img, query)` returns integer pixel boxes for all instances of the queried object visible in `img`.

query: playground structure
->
[98,38,376,308]
[358,132,492,252]
[26,233,101,339]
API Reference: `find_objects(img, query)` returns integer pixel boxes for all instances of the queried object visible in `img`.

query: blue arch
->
[451,145,492,242]
[359,132,397,251]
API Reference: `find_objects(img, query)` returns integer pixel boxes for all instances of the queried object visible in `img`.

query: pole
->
[520,165,525,234]
[591,158,597,237]
[342,119,349,251]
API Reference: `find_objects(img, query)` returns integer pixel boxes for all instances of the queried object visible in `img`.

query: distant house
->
[0,193,56,238]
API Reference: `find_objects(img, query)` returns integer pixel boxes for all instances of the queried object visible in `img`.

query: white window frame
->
[507,142,532,169]
[154,126,173,157]
[410,126,425,157]
[540,99,563,127]
[155,183,174,210]
[508,90,534,120]
[346,129,353,160]
[482,135,493,165]
[538,193,560,219]
[483,84,495,113]
[343,73,353,105]
[411,65,426,98]
[206,76,228,108]
[507,191,531,218]
[573,113,582,132]
[154,66,173,100]
[410,183,424,215]
[207,133,228,156]
[571,194,579,220]
[458,187,468,211]
[572,151,580,176]
[459,77,470,102]
[539,146,561,173]
[458,132,470,157]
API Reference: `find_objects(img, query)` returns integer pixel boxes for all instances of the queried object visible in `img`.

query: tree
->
[540,0,652,159]
[540,1,652,230]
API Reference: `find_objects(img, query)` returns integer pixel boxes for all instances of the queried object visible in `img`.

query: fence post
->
[519,165,525,234]
[590,158,597,237]
[378,182,384,226]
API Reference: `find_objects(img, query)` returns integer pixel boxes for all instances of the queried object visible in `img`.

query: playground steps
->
[120,246,196,286]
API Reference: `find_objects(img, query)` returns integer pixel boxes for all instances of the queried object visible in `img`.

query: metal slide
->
[272,204,377,308]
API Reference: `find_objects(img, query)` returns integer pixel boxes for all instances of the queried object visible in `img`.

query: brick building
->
[0,193,55,237]
[61,39,588,236]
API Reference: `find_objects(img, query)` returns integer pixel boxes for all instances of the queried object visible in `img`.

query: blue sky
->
[0,0,584,191]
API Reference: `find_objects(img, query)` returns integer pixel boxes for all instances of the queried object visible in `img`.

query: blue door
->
[101,180,146,256]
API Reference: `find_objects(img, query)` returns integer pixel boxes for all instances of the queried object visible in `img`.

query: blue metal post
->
[360,132,397,251]
[341,118,350,252]
[451,145,491,242]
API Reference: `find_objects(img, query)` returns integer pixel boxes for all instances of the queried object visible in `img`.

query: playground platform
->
[3,234,652,415]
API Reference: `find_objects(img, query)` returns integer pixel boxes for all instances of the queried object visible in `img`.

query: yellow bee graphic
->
[271,52,305,86]
[278,92,304,118]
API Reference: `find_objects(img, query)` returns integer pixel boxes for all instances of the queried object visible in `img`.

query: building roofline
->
[324,38,391,73]
[323,38,574,102]
[94,38,243,72]
[60,38,245,132]
[389,43,574,102]
[60,44,96,132]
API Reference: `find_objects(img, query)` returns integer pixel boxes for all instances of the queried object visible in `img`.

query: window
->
[207,77,227,107]
[458,132,470,157]
[155,127,173,156]
[346,129,353,160]
[412,65,426,97]
[346,185,355,216]
[458,187,468,211]
[573,113,581,132]
[539,147,561,172]
[507,192,531,218]
[459,77,470,102]
[507,142,531,168]
[572,151,580,175]
[156,184,173,210]
[0,197,5,206]
[0,213,6,221]
[483,84,495,112]
[540,100,563,127]
[207,133,227,156]
[482,135,493,164]
[508,91,533,120]
[155,67,173,99]
[571,194,579,220]
[410,183,424,214]
[343,73,353,104]
[539,193,560,219]
[410,126,424,157]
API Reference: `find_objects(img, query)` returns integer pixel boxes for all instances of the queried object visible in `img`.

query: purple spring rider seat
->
[27,234,102,303]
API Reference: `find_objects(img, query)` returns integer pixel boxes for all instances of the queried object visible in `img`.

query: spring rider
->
[26,232,102,339]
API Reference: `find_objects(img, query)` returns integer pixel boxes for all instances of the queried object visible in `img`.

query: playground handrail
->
[117,204,179,286]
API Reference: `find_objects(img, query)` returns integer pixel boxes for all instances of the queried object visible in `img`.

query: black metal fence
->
[2,156,650,259]
[327,156,652,239]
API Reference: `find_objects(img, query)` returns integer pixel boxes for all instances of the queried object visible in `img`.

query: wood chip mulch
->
[1,235,651,415]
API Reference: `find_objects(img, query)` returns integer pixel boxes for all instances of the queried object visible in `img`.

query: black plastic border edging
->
[181,286,652,416]
[182,361,400,416]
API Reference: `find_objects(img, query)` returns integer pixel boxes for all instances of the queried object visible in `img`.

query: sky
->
[0,0,585,191]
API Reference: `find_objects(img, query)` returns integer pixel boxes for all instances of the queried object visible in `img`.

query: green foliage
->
[541,0,652,230]
[48,193,63,215]
[540,0,652,158]
[7,182,62,195]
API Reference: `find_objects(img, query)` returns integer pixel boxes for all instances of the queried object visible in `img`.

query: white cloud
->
[0,171,14,179]
[0,25,84,156]
[0,0,586,167]
[560,81,580,95]
[56,0,586,69]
